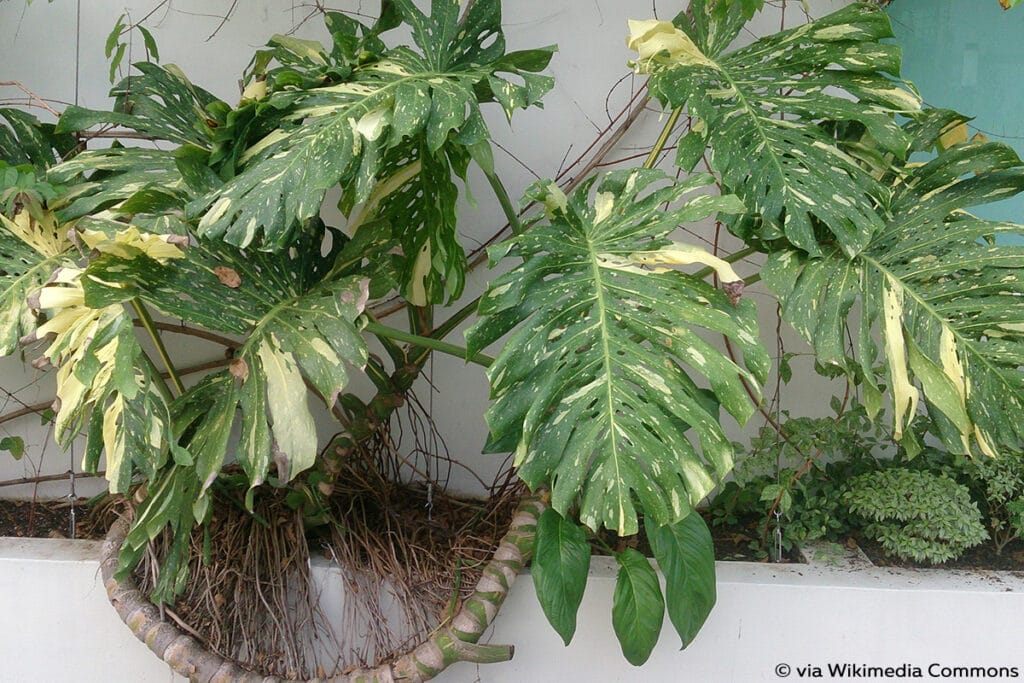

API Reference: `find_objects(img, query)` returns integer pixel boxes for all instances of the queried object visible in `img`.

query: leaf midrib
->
[586,234,628,534]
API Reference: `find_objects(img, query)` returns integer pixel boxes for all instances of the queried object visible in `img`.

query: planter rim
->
[5,535,1022,595]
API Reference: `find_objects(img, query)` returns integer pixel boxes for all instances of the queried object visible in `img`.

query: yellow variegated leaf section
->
[257,336,317,480]
[626,19,716,73]
[408,241,432,307]
[0,209,70,258]
[881,273,919,440]
[79,226,186,262]
[631,242,742,284]
[34,269,120,433]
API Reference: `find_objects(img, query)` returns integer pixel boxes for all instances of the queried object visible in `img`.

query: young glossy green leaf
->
[612,548,665,666]
[532,508,591,645]
[0,436,24,460]
[108,43,127,84]
[138,25,160,61]
[104,15,125,58]
[649,513,716,649]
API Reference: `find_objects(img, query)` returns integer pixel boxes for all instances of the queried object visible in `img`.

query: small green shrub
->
[964,451,1024,554]
[710,398,886,556]
[844,469,988,564]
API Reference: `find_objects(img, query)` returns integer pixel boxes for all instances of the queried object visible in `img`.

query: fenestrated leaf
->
[612,548,664,667]
[644,3,920,255]
[88,234,371,488]
[55,62,224,148]
[49,147,187,223]
[344,146,465,304]
[763,140,1024,457]
[468,170,768,536]
[0,108,75,169]
[189,0,553,251]
[532,508,591,645]
[648,512,716,649]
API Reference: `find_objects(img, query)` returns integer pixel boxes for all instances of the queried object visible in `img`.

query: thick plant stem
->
[100,491,548,683]
[642,106,683,170]
[483,168,523,236]
[363,320,494,368]
[131,300,185,396]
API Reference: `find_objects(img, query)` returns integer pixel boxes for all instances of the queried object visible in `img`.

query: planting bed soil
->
[0,498,100,539]
[852,533,1024,572]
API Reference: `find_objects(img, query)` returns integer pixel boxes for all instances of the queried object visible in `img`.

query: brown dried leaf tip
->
[723,280,745,306]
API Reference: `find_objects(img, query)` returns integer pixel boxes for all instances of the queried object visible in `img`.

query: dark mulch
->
[852,532,1024,572]
[590,511,802,563]
[0,498,101,539]
[702,511,802,562]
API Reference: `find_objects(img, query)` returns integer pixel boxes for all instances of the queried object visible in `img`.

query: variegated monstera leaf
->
[635,2,920,256]
[184,0,554,304]
[0,203,75,355]
[764,140,1024,458]
[468,170,769,535]
[78,219,370,499]
[26,231,186,493]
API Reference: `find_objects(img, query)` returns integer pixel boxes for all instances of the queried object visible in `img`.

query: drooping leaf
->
[642,3,920,255]
[763,140,1024,456]
[83,238,370,488]
[116,463,199,604]
[532,508,591,645]
[29,266,172,493]
[468,170,768,535]
[0,203,74,354]
[648,513,717,649]
[612,548,665,666]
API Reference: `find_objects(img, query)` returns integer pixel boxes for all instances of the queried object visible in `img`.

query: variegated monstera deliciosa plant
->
[2,0,1024,671]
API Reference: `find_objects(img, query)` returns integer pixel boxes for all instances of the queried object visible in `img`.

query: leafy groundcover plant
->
[3,0,1024,678]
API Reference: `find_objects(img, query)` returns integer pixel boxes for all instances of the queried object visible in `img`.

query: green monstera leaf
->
[763,140,1024,458]
[638,3,920,256]
[468,170,769,536]
[48,147,186,223]
[189,0,554,257]
[56,62,226,149]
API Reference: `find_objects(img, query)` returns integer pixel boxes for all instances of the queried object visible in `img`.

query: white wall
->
[0,0,853,500]
[3,537,1023,682]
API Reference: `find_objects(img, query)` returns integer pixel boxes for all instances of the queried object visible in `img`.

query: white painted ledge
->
[2,537,1023,682]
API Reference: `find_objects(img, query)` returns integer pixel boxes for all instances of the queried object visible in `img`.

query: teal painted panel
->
[888,1,1024,241]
